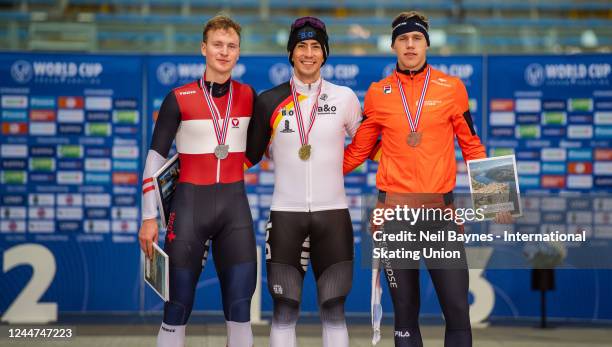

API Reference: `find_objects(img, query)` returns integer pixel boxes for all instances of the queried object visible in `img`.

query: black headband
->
[287,25,329,66]
[391,17,430,46]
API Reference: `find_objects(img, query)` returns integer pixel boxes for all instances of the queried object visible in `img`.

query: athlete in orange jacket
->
[343,40,485,194]
[344,11,486,347]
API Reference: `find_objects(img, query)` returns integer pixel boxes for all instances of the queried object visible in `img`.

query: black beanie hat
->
[287,17,329,66]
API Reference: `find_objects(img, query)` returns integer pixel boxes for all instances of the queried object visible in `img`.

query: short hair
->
[392,11,429,30]
[202,15,241,42]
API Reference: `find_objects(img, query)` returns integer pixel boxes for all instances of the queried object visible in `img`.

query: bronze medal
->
[406,132,421,147]
[298,144,311,161]
[396,68,431,149]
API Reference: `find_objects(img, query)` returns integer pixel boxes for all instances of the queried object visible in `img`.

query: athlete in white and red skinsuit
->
[139,15,257,347]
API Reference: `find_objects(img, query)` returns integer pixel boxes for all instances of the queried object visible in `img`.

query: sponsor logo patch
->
[541,148,566,161]
[30,110,56,122]
[1,145,28,158]
[58,124,83,135]
[85,96,112,110]
[56,171,83,184]
[112,172,138,185]
[489,112,515,126]
[58,109,85,123]
[58,96,84,109]
[57,193,83,206]
[567,175,593,189]
[29,122,56,136]
[490,99,514,111]
[541,175,566,188]
[1,95,28,109]
[2,122,28,135]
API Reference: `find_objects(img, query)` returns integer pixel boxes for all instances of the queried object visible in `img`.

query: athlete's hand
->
[139,218,159,260]
[494,211,513,224]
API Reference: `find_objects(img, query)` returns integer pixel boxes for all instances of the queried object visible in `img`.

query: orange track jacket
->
[343,64,486,193]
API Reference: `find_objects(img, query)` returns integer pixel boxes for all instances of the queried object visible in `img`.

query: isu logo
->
[157,62,178,86]
[231,118,240,128]
[273,284,283,295]
[525,63,545,87]
[11,60,33,84]
[269,63,291,85]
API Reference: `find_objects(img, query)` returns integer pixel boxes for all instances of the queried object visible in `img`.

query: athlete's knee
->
[438,292,470,330]
[391,292,420,328]
[319,297,346,327]
[219,261,257,323]
[272,298,300,327]
[164,267,199,325]
[389,283,420,324]
[267,262,304,326]
[392,292,420,320]
[443,302,471,330]
[316,261,353,325]
[388,290,420,326]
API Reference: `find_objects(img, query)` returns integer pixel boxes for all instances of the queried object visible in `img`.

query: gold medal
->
[406,132,421,147]
[298,144,311,160]
[290,78,322,163]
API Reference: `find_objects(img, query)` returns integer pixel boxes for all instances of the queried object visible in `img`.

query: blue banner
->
[0,53,143,313]
[1,52,611,322]
[486,55,612,192]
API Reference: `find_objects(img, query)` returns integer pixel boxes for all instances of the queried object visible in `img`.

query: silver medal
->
[214,144,229,159]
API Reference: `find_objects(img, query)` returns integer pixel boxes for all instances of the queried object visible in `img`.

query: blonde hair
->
[203,15,242,42]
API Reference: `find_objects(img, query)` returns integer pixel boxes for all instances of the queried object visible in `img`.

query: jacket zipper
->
[307,93,312,211]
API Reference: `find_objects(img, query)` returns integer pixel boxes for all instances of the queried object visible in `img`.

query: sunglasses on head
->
[291,16,326,31]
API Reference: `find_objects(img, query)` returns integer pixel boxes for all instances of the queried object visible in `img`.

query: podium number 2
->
[2,244,58,323]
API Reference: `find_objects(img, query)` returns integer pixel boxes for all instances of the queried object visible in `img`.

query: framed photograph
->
[467,154,522,220]
[153,153,179,227]
[143,243,169,302]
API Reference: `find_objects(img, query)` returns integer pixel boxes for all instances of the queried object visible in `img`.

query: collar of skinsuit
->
[396,61,428,76]
[201,77,231,97]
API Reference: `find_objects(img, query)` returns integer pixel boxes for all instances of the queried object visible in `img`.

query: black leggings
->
[385,266,471,347]
[266,209,354,327]
[383,221,472,347]
[376,191,471,346]
[163,181,257,325]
